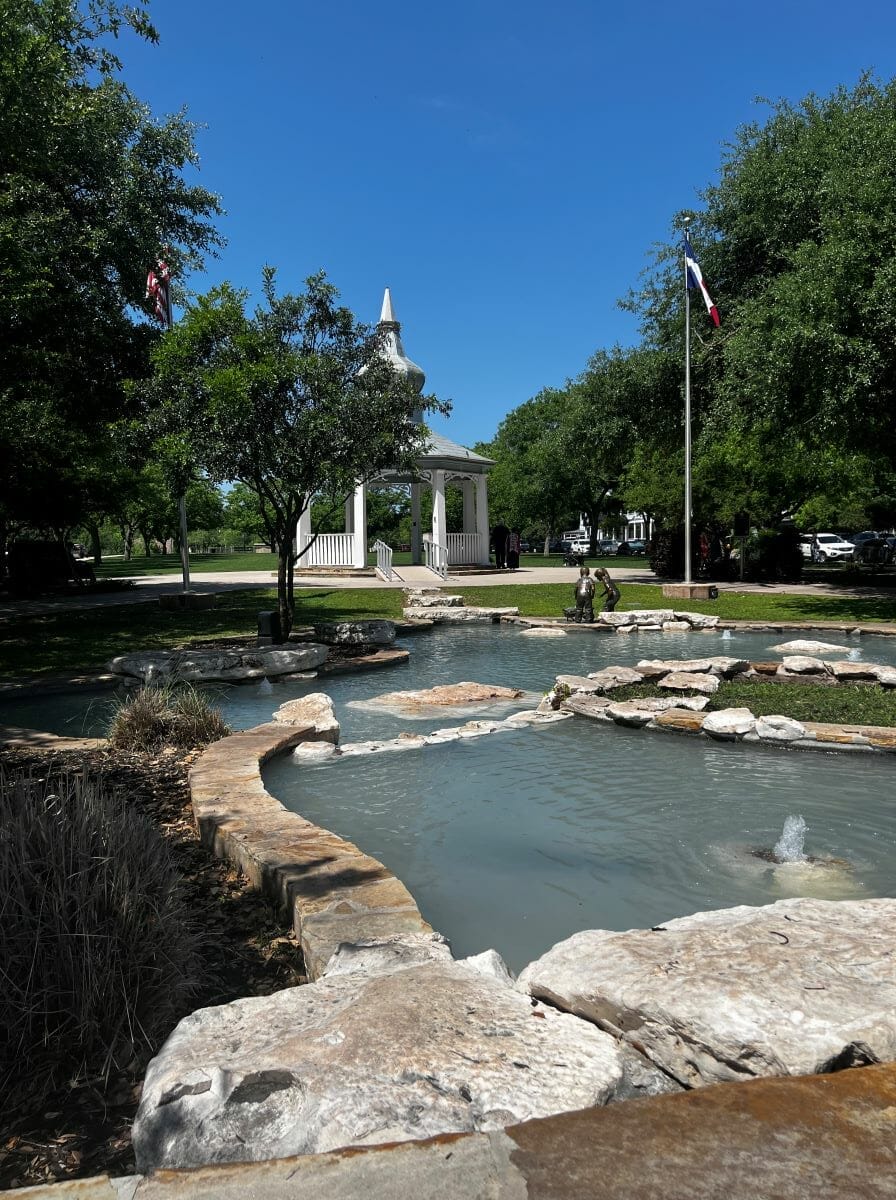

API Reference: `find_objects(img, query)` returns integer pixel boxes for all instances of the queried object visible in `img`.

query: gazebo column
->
[411,481,422,565]
[431,469,447,566]
[474,474,490,565]
[351,482,367,568]
[296,502,312,563]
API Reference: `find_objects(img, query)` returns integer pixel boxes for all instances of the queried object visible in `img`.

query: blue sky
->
[118,1,896,447]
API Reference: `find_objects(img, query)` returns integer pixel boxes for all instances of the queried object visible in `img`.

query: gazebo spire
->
[380,286,397,324]
[377,287,425,397]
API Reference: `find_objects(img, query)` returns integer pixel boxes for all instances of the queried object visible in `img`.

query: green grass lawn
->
[93,550,645,577]
[94,552,280,577]
[2,578,894,681]
[458,582,896,624]
[0,588,405,679]
[611,679,896,727]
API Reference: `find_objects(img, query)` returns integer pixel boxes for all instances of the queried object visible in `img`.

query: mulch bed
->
[0,742,307,1191]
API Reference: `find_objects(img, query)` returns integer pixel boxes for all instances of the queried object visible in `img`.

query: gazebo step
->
[296,566,376,577]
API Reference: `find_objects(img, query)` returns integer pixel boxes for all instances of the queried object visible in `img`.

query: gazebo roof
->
[419,430,494,469]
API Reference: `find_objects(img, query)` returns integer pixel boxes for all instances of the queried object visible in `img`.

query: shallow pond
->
[4,624,895,973]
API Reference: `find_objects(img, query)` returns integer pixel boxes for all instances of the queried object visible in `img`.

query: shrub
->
[0,767,205,1113]
[107,679,230,752]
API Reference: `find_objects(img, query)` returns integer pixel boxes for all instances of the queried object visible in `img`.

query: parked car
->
[568,538,590,556]
[597,539,620,555]
[853,537,893,565]
[801,532,856,562]
[616,539,646,556]
[519,540,531,553]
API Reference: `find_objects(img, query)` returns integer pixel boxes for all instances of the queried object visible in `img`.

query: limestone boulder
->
[876,667,896,687]
[605,702,657,727]
[108,645,329,682]
[554,674,602,694]
[518,898,896,1089]
[673,611,720,629]
[637,657,749,678]
[701,707,756,739]
[662,621,691,632]
[586,666,644,690]
[771,639,853,656]
[828,660,884,681]
[133,958,650,1173]
[402,606,519,623]
[625,609,674,624]
[311,620,395,646]
[274,693,340,743]
[755,714,808,742]
[366,681,524,710]
[779,656,828,675]
[657,671,720,695]
[292,740,338,761]
[521,625,567,637]
[559,695,613,720]
[402,593,464,608]
[596,612,636,627]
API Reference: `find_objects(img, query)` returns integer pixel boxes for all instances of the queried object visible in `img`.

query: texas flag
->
[684,234,720,327]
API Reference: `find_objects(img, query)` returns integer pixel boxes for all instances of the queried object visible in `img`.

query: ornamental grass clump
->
[107,678,230,752]
[0,767,206,1115]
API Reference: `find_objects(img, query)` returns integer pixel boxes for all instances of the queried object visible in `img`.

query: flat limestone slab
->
[518,897,896,1088]
[108,644,329,682]
[363,681,524,709]
[402,606,519,623]
[133,958,643,1173]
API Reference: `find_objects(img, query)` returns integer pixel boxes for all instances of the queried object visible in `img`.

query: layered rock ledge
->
[133,935,670,1173]
[518,897,896,1088]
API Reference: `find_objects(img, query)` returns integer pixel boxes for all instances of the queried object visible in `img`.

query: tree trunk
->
[140,527,152,556]
[276,541,292,641]
[87,521,102,564]
[119,523,134,561]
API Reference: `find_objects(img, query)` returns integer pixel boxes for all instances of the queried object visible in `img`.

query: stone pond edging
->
[189,703,429,980]
[545,653,896,754]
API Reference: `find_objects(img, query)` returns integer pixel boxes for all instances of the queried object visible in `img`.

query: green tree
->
[481,390,579,550]
[0,0,222,548]
[631,76,896,530]
[146,270,448,637]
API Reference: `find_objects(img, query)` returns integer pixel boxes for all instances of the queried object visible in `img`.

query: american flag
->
[145,259,171,325]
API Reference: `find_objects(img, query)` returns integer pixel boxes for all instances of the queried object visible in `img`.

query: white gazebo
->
[296,289,493,579]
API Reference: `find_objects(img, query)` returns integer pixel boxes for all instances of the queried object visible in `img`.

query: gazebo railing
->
[299,533,354,567]
[447,532,483,564]
[372,539,394,581]
[424,540,448,579]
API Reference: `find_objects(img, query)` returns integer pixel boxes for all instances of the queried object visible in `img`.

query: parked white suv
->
[568,538,591,556]
[800,533,855,562]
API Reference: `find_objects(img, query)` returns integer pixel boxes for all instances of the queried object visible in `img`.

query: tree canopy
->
[0,0,222,541]
[145,269,449,635]
[487,75,896,557]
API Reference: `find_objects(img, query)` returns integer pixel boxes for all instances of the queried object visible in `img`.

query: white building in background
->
[567,513,654,542]
[296,289,493,578]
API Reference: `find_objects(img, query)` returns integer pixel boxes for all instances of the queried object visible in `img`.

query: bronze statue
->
[594,565,620,612]
[571,566,595,623]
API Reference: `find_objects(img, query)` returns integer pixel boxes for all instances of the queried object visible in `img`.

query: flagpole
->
[164,275,191,595]
[683,216,693,586]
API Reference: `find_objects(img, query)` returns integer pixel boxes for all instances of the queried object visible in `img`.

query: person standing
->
[507,528,521,570]
[491,519,509,569]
